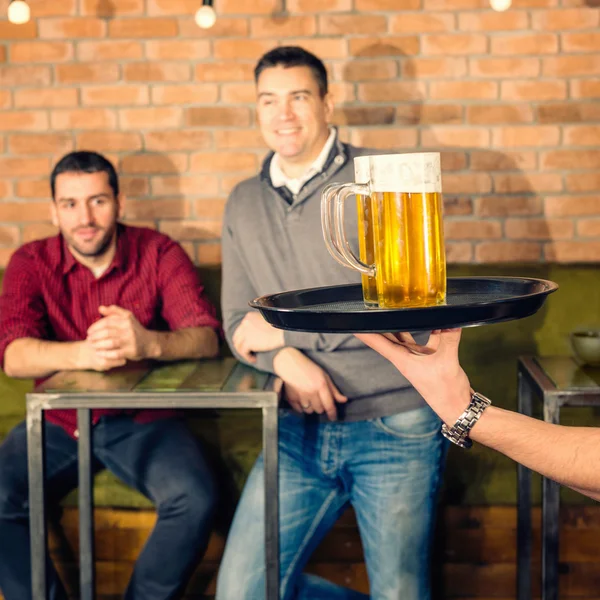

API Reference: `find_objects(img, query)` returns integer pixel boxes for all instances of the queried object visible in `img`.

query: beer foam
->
[353,156,370,184]
[365,152,442,193]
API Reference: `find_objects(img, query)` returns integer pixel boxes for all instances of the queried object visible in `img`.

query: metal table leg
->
[27,397,47,600]
[517,368,533,600]
[263,400,279,600]
[542,396,560,600]
[77,409,95,600]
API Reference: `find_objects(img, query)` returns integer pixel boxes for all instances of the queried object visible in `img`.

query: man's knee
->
[156,474,217,528]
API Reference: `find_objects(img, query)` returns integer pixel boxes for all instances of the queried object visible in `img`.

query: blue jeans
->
[216,406,448,600]
[0,416,217,600]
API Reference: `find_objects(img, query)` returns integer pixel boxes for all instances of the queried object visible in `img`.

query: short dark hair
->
[254,46,328,97]
[50,151,119,200]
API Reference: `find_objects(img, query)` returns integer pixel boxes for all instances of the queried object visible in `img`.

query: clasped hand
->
[81,305,155,371]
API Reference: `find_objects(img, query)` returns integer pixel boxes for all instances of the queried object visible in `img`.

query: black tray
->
[249,277,559,333]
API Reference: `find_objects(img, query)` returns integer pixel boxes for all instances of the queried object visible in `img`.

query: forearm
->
[148,327,219,361]
[223,322,278,373]
[356,330,600,502]
[4,337,84,378]
[224,315,251,360]
[470,407,600,501]
[222,207,275,369]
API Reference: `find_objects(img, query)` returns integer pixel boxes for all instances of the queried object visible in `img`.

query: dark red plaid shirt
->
[0,224,220,438]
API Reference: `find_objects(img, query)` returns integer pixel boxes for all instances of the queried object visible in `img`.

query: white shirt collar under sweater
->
[270,127,336,196]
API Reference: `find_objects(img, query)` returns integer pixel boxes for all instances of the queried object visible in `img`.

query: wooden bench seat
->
[1,505,596,599]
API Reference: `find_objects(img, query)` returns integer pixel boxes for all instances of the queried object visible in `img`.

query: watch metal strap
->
[441,391,492,449]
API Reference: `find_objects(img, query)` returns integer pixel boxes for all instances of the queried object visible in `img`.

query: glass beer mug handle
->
[334,184,376,277]
[321,182,355,268]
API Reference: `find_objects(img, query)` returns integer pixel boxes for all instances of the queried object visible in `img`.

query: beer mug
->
[322,152,447,309]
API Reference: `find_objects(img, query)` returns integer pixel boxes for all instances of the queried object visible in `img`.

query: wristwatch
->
[441,391,492,449]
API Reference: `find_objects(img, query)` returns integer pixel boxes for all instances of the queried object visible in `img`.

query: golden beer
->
[372,191,446,308]
[356,193,378,306]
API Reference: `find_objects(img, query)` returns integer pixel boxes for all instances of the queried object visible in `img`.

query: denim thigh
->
[92,416,216,510]
[216,411,350,600]
[347,406,448,600]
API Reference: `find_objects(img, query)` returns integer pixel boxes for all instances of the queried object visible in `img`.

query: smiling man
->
[218,47,448,600]
[0,151,221,600]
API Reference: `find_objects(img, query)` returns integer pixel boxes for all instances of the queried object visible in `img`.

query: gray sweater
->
[221,136,427,421]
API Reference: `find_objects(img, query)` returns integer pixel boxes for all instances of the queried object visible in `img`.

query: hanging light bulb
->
[195,0,217,29]
[490,0,512,11]
[8,0,31,24]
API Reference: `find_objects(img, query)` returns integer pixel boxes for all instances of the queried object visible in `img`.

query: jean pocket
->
[374,406,442,440]
[279,407,298,418]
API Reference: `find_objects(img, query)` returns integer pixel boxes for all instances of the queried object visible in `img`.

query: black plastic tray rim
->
[249,276,559,334]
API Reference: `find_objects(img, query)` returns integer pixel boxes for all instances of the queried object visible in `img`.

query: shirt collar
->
[270,127,337,194]
[61,223,127,276]
[61,237,77,275]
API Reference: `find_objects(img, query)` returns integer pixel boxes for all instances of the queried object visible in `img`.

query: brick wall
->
[0,0,599,266]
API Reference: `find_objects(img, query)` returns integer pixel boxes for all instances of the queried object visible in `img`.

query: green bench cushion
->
[1,264,599,508]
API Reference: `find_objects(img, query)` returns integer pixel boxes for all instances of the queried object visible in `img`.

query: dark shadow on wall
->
[338,43,553,597]
[116,149,221,278]
[271,0,290,20]
[93,0,116,18]
[118,151,186,230]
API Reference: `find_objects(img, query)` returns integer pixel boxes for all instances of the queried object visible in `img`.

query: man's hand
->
[86,305,158,362]
[232,312,285,363]
[273,347,347,421]
[77,338,127,372]
[355,329,471,426]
